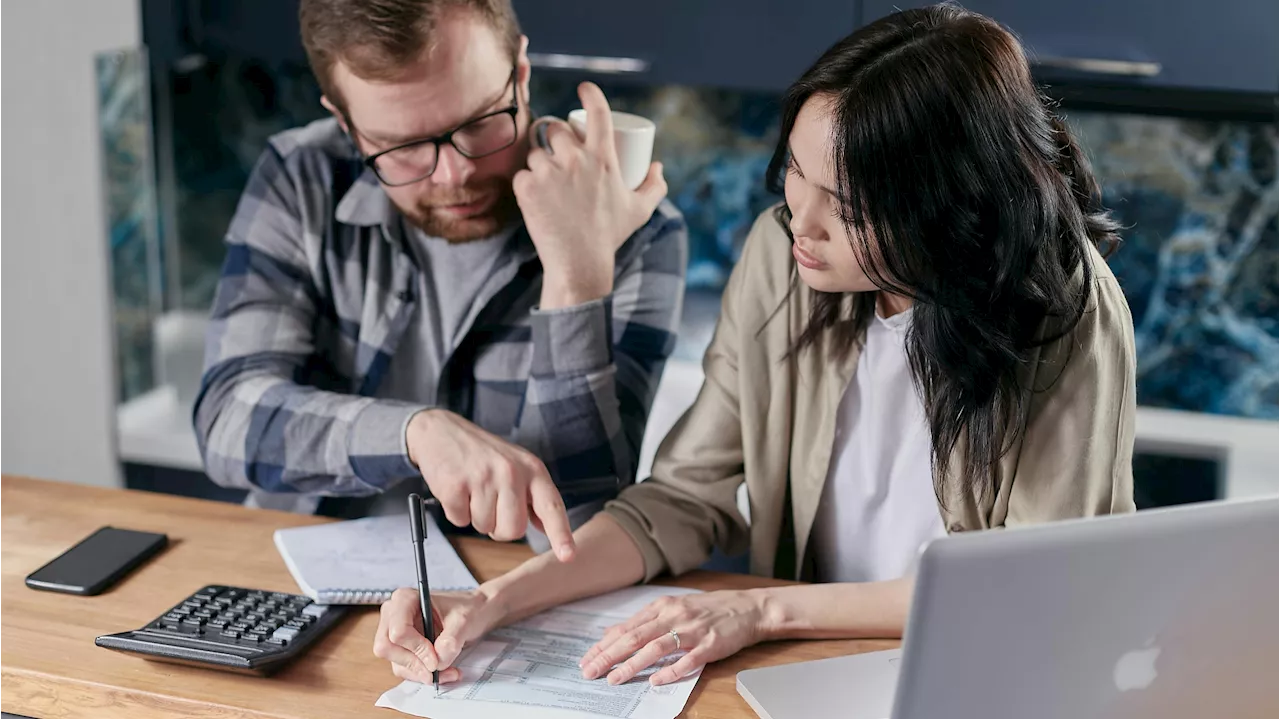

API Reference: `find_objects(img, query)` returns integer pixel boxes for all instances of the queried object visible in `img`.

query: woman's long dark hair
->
[767,4,1119,502]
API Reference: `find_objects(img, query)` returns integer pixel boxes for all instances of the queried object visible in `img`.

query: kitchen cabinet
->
[146,0,861,93]
[513,0,859,91]
[861,0,1277,95]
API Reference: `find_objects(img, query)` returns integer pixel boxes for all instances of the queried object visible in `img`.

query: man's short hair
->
[299,0,522,111]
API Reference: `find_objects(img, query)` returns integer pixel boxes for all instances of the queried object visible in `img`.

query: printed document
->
[376,585,704,719]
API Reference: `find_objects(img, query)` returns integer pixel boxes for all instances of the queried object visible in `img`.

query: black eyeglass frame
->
[352,65,521,187]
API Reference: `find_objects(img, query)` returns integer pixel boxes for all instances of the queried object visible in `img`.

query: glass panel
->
[97,48,161,403]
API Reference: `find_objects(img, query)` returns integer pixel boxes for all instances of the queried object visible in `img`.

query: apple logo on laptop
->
[1113,639,1161,692]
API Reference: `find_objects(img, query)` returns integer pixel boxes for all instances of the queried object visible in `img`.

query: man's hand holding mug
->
[514,82,666,310]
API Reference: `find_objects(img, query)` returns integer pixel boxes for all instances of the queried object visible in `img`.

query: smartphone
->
[25,527,169,596]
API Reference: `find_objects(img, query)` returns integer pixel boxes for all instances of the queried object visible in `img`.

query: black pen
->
[407,494,439,695]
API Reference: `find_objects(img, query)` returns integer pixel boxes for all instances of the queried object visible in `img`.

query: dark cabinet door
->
[198,0,306,65]
[860,0,1277,95]
[513,0,859,92]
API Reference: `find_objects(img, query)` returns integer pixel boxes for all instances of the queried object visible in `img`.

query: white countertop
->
[118,372,1278,500]
[116,385,203,471]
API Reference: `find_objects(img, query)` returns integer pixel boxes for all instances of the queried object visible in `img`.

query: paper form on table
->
[376,584,704,719]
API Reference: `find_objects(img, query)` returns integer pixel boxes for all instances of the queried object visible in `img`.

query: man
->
[193,0,687,561]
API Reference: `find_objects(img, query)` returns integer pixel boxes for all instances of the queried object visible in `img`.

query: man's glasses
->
[357,66,520,187]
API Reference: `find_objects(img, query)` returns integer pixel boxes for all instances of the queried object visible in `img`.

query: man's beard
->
[395,177,520,243]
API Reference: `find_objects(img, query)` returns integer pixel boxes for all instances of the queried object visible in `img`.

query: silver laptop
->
[738,498,1279,719]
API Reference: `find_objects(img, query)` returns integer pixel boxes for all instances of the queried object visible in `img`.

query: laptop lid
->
[891,498,1279,719]
[737,647,902,719]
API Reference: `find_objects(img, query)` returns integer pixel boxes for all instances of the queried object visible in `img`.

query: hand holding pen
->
[408,494,441,695]
[376,485,612,690]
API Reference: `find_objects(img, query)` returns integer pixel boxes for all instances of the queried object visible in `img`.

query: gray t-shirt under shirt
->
[378,224,516,405]
[372,224,516,516]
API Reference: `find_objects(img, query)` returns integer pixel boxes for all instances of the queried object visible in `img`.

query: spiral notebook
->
[273,514,479,604]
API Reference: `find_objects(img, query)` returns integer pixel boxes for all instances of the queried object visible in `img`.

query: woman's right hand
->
[373,587,506,685]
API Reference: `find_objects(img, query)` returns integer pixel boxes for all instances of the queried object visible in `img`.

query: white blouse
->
[809,307,947,584]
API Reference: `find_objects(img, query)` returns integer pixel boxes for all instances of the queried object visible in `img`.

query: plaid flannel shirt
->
[193,119,687,515]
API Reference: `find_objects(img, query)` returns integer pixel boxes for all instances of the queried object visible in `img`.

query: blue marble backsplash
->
[102,56,1278,419]
[1072,115,1277,418]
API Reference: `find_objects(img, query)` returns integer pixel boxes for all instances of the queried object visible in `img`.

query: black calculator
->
[95,585,347,675]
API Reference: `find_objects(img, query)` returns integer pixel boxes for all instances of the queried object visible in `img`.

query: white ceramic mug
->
[566,109,656,191]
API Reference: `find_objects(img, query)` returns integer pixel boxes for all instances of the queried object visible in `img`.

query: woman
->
[374,4,1136,688]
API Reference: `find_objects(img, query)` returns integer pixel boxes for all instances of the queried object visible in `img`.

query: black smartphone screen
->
[25,527,168,595]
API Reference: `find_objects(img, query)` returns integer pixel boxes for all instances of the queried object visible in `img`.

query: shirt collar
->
[874,304,914,332]
[335,166,395,228]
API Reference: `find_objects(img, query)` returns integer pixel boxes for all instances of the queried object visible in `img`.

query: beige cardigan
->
[604,207,1137,581]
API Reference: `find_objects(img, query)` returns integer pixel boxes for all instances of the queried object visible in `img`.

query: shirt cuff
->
[530,296,614,378]
[347,400,428,490]
[601,500,672,582]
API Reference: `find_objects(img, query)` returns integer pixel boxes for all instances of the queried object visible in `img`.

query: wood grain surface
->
[1,475,895,718]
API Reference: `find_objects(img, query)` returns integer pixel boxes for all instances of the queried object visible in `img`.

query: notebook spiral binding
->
[316,588,394,604]
[314,585,473,605]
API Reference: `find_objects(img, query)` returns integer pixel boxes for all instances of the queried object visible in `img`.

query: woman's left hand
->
[578,590,769,686]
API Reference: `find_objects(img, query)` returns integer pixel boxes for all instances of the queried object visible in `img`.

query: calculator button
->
[252,624,274,635]
[241,633,265,643]
[206,618,230,629]
[220,629,241,639]
[229,622,253,633]
[181,616,206,627]
[301,604,329,619]
[271,627,299,643]
[193,610,215,619]
[284,619,308,631]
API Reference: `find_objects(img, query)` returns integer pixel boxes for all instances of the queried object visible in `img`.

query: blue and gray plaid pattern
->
[193,118,687,514]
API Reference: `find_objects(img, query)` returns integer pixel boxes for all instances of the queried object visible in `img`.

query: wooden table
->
[1,475,896,718]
